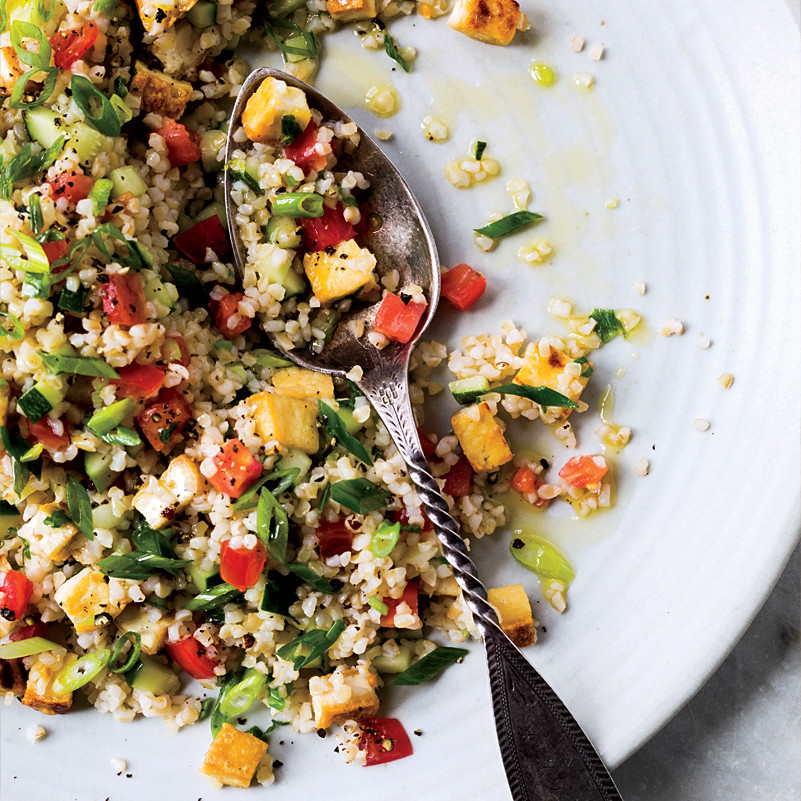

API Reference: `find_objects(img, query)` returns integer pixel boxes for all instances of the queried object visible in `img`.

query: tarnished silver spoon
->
[225,67,622,801]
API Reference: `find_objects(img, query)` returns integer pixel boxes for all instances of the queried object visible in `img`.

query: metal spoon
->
[225,67,623,801]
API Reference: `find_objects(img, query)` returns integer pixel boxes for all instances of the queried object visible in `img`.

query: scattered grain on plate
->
[634,282,646,295]
[374,129,393,141]
[517,240,553,264]
[572,73,595,89]
[421,116,449,142]
[110,758,127,774]
[696,334,711,349]
[571,35,585,52]
[26,725,46,743]
[660,318,685,336]
[692,418,711,432]
[589,45,605,60]
[717,372,734,389]
[605,197,619,209]
[548,298,574,318]
[632,458,650,476]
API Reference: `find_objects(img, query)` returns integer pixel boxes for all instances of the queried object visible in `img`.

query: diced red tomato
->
[166,636,219,680]
[511,466,538,494]
[358,717,413,766]
[208,439,262,498]
[391,507,434,533]
[380,580,419,627]
[219,538,267,592]
[49,171,95,206]
[442,455,473,498]
[101,273,146,327]
[50,21,98,68]
[162,334,190,367]
[373,293,427,344]
[283,119,328,174]
[155,118,202,168]
[300,203,356,252]
[28,416,70,451]
[42,238,68,269]
[9,621,49,641]
[112,363,166,400]
[0,570,33,623]
[316,519,354,561]
[210,291,251,339]
[173,214,230,264]
[137,388,193,453]
[558,455,609,489]
[416,427,438,462]
[440,263,487,312]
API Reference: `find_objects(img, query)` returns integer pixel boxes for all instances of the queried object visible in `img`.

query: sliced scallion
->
[483,383,577,409]
[383,31,410,73]
[284,562,336,593]
[218,668,267,718]
[589,308,627,343]
[367,596,388,615]
[390,645,469,686]
[256,486,289,562]
[0,636,58,660]
[88,177,113,215]
[97,425,141,448]
[10,21,51,69]
[40,352,119,378]
[271,192,324,218]
[8,66,59,110]
[97,552,191,581]
[276,619,346,670]
[70,75,121,138]
[330,478,391,515]
[509,533,575,583]
[87,398,135,435]
[66,475,94,540]
[20,442,43,462]
[370,520,400,558]
[52,649,111,694]
[109,632,141,674]
[0,310,24,340]
[474,210,543,239]
[183,582,243,611]
[318,400,373,465]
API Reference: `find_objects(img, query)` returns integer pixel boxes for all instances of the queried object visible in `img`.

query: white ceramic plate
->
[2,1,799,798]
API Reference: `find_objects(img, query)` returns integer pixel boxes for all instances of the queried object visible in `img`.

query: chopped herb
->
[383,31,410,72]
[284,562,336,594]
[0,311,24,340]
[474,210,543,239]
[231,468,299,512]
[113,75,128,97]
[318,400,372,465]
[317,481,331,511]
[0,137,65,201]
[109,631,141,674]
[473,140,487,160]
[158,421,180,444]
[260,571,301,616]
[88,178,113,215]
[330,478,391,515]
[367,596,388,615]
[183,583,244,612]
[276,620,346,670]
[589,308,627,343]
[164,263,208,306]
[17,535,31,564]
[131,515,174,557]
[97,552,191,581]
[264,18,318,59]
[573,356,593,378]
[210,670,241,737]
[70,75,121,138]
[198,697,215,721]
[97,426,141,448]
[43,510,69,528]
[28,193,43,235]
[484,384,578,409]
[66,476,94,540]
[391,645,469,686]
[256,486,289,562]
[280,114,303,146]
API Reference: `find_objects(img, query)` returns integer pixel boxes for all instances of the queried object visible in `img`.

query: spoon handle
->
[359,369,622,801]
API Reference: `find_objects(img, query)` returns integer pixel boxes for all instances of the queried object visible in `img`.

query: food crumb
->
[696,334,711,349]
[634,281,646,295]
[632,458,649,476]
[660,318,684,336]
[588,44,605,60]
[572,72,595,89]
[413,729,423,736]
[346,365,364,381]
[110,758,127,774]
[692,418,710,432]
[373,129,393,141]
[26,725,46,743]
[570,35,585,52]
[604,197,618,209]
[420,115,449,142]
[548,297,573,318]
[717,372,734,389]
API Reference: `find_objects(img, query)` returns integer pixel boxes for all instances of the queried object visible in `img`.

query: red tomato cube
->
[0,570,33,622]
[416,427,438,461]
[28,416,70,451]
[49,171,95,206]
[442,456,473,498]
[317,519,354,561]
[101,273,146,327]
[113,363,166,400]
[391,507,434,533]
[166,636,219,680]
[300,203,356,252]
[136,388,193,452]
[283,119,327,174]
[558,455,609,488]
[219,539,267,592]
[373,293,427,344]
[208,439,262,498]
[440,263,487,312]
[155,118,202,168]
[173,215,230,264]
[50,22,98,69]
[358,718,413,766]
[380,580,419,627]
[210,291,252,339]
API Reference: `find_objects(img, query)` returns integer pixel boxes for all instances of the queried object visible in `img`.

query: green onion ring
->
[272,192,325,218]
[8,67,59,110]
[52,649,111,694]
[109,632,141,674]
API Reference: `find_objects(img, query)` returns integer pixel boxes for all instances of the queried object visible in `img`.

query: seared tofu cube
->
[21,503,78,563]
[272,367,334,400]
[487,584,537,647]
[21,652,77,715]
[114,605,174,655]
[159,455,203,508]
[309,661,380,729]
[451,401,513,472]
[303,239,377,304]
[134,0,199,34]
[513,344,590,418]
[327,0,377,21]
[448,0,527,46]
[0,46,23,97]
[54,567,129,633]
[133,476,180,531]
[242,77,312,146]
[129,60,193,119]
[200,723,268,788]
[0,658,28,698]
[247,391,319,454]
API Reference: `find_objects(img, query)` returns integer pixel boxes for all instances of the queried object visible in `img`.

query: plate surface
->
[2,1,799,798]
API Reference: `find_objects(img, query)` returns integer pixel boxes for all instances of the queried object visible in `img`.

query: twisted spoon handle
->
[359,368,623,801]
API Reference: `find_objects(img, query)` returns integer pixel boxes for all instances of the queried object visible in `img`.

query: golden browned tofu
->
[309,661,380,729]
[242,77,312,146]
[54,567,129,633]
[451,401,513,473]
[488,584,537,647]
[135,0,199,34]
[0,658,28,698]
[200,723,268,788]
[21,653,77,715]
[247,391,319,454]
[303,239,377,304]
[272,367,335,400]
[327,0,377,21]
[20,503,78,563]
[448,0,526,46]
[513,345,590,418]
[129,61,193,119]
[0,46,23,97]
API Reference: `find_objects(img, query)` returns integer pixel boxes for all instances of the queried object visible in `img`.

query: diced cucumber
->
[265,215,301,249]
[142,269,177,314]
[188,564,218,593]
[85,450,121,493]
[283,35,310,64]
[199,129,227,172]
[176,213,195,234]
[336,406,362,436]
[372,643,412,674]
[228,156,262,194]
[449,375,491,404]
[23,107,63,150]
[93,501,125,530]
[227,363,248,384]
[57,286,88,315]
[195,201,227,228]
[267,0,306,19]
[18,381,64,423]
[279,448,312,484]
[281,266,306,298]
[67,122,108,163]
[109,166,148,199]
[125,654,181,696]
[187,0,217,27]
[222,33,240,52]
[251,349,294,368]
